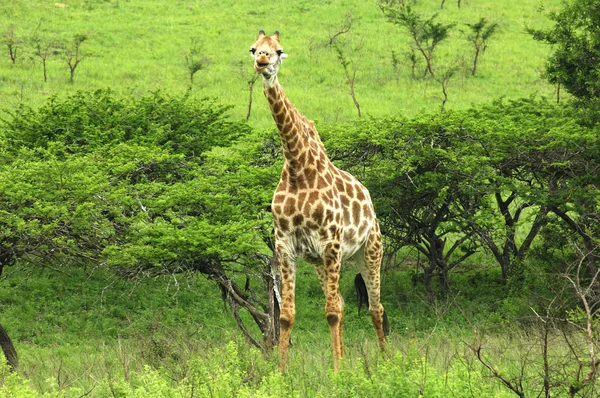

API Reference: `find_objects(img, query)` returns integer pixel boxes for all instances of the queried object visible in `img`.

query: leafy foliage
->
[0,90,282,349]
[324,98,600,292]
[529,0,600,100]
[379,0,455,78]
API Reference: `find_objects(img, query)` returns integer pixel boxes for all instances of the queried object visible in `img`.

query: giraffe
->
[250,30,389,373]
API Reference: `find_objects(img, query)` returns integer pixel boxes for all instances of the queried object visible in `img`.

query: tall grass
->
[1,0,561,128]
[4,262,596,397]
[3,325,585,397]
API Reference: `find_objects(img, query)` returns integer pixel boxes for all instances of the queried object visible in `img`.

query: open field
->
[0,263,579,397]
[1,0,561,128]
[3,1,599,396]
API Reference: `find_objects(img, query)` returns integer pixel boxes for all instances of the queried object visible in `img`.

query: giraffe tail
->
[383,309,390,336]
[354,274,390,336]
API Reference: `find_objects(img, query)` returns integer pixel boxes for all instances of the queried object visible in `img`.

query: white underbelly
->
[288,228,368,264]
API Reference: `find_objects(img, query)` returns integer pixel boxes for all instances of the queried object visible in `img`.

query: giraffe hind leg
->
[355,273,389,336]
[357,230,388,350]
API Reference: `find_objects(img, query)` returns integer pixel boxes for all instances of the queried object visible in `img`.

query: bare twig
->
[327,13,359,46]
[471,345,526,398]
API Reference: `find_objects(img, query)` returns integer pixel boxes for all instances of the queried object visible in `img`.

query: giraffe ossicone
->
[250,30,388,373]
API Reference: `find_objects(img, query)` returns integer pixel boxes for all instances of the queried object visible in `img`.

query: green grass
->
[1,0,561,129]
[0,260,574,397]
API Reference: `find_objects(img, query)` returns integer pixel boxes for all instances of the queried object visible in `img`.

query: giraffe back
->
[271,119,378,265]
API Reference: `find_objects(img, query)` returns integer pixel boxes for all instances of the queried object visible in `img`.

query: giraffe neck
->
[263,76,328,178]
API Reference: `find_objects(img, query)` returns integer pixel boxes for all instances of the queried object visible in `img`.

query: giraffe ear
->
[257,30,266,39]
[276,49,288,62]
[272,31,280,42]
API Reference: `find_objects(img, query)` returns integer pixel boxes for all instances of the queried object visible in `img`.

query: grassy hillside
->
[1,0,561,128]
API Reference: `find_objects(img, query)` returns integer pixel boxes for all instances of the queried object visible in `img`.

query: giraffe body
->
[250,31,387,373]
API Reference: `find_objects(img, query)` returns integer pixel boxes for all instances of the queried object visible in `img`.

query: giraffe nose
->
[256,54,270,68]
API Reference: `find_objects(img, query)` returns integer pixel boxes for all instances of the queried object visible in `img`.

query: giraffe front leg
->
[314,261,345,368]
[324,243,344,372]
[277,247,296,373]
[326,282,344,372]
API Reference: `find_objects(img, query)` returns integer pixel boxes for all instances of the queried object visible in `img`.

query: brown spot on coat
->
[312,204,324,224]
[298,152,306,165]
[273,194,286,204]
[340,195,350,207]
[356,187,366,201]
[358,221,368,236]
[363,203,373,219]
[278,218,290,232]
[341,172,352,182]
[284,197,296,216]
[352,201,361,223]
[297,192,307,210]
[343,206,350,223]
[293,214,304,226]
[304,167,317,184]
[329,225,338,237]
[325,209,334,224]
[317,176,328,189]
[345,182,355,197]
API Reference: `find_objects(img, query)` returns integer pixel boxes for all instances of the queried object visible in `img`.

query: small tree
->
[464,18,498,76]
[326,117,481,301]
[528,0,600,101]
[334,43,362,118]
[327,12,359,46]
[63,33,87,83]
[184,37,210,86]
[31,34,57,82]
[380,1,455,78]
[2,26,20,64]
[435,62,460,109]
[0,324,17,371]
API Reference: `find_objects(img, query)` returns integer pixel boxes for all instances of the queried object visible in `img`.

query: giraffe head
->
[250,30,288,80]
